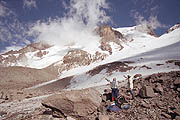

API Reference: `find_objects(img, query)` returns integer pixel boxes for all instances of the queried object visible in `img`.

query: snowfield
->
[2,25,180,90]
[62,26,180,90]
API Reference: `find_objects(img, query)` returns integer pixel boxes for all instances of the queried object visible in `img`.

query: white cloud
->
[0,16,31,46]
[23,0,37,9]
[132,11,167,30]
[0,1,33,53]
[0,2,6,16]
[30,0,110,49]
[0,1,14,17]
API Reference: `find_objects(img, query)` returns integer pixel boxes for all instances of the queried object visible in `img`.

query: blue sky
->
[0,0,180,52]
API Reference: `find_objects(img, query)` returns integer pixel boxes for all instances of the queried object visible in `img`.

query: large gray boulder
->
[139,85,155,98]
[42,88,102,119]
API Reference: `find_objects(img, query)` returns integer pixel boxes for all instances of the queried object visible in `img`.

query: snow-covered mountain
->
[0,24,180,90]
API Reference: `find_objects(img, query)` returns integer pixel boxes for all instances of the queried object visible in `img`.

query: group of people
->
[105,75,134,102]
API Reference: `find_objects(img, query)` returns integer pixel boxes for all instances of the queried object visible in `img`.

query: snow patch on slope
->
[62,27,180,90]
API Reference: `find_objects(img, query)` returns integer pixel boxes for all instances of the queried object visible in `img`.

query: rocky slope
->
[0,71,179,120]
[0,24,179,120]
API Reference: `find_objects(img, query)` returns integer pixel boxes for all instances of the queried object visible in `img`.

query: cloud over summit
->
[30,0,110,48]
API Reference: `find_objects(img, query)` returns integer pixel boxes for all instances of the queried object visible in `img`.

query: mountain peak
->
[96,25,125,54]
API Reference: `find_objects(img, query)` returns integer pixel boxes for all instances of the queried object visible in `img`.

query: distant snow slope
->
[23,25,180,90]
[62,26,180,90]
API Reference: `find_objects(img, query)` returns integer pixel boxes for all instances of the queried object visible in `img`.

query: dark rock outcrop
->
[97,25,125,54]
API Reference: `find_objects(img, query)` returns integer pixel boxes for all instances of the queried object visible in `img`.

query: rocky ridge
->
[97,25,125,54]
[167,23,180,33]
[0,42,51,67]
[0,25,126,76]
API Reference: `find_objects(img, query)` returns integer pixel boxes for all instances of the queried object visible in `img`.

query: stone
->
[133,74,142,79]
[25,95,32,99]
[174,79,180,85]
[98,115,109,120]
[67,116,76,120]
[170,85,174,89]
[42,88,101,119]
[142,118,149,120]
[175,116,180,120]
[154,83,163,94]
[140,100,150,108]
[0,111,7,116]
[173,108,180,116]
[139,85,155,98]
[98,103,107,114]
[101,95,107,102]
[177,88,180,92]
[0,99,5,104]
[151,79,163,83]
[161,112,171,119]
[175,61,180,67]
[17,91,23,94]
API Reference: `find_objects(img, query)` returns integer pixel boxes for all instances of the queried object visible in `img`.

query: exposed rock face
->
[35,50,48,58]
[60,50,108,72]
[97,25,124,54]
[87,61,133,76]
[92,51,107,62]
[146,26,158,37]
[167,23,180,33]
[0,25,127,74]
[0,42,51,67]
[42,88,101,119]
[19,42,51,53]
[63,49,91,67]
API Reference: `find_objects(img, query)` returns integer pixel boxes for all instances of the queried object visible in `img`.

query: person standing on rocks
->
[105,78,119,102]
[124,75,134,99]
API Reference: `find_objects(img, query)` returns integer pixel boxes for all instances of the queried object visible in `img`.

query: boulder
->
[133,74,142,79]
[139,85,155,98]
[177,88,180,92]
[17,91,23,94]
[175,116,180,120]
[140,100,150,108]
[42,88,101,119]
[67,116,76,120]
[173,108,180,116]
[0,111,7,116]
[154,83,163,94]
[174,79,180,85]
[98,115,109,120]
[0,99,5,104]
[161,112,171,119]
